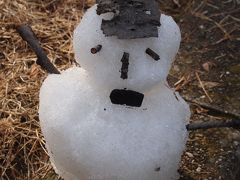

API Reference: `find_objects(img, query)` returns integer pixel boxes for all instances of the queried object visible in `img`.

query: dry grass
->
[157,0,194,18]
[0,0,94,179]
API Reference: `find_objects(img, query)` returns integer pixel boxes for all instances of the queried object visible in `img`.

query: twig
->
[172,0,181,8]
[16,24,60,74]
[120,52,130,79]
[193,12,232,40]
[174,74,191,91]
[145,48,160,61]
[186,119,240,131]
[91,45,102,54]
[185,97,240,130]
[184,97,240,119]
[195,72,213,102]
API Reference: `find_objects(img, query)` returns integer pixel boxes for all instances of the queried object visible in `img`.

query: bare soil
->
[170,1,240,179]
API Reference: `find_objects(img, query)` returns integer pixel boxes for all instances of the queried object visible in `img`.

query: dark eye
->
[145,48,160,61]
[91,45,102,54]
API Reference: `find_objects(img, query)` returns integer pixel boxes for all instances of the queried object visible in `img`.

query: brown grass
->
[0,0,93,179]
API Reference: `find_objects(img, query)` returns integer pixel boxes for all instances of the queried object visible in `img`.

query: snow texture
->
[39,4,190,180]
[73,5,181,92]
[39,68,190,180]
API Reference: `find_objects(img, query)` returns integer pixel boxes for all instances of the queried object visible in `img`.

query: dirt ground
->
[0,0,239,179]
[171,1,240,179]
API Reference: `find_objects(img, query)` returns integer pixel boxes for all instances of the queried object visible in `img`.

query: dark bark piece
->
[96,0,161,39]
[146,48,160,60]
[91,45,102,54]
[120,52,129,79]
[16,24,60,74]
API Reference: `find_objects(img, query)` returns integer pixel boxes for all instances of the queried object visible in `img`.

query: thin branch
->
[184,97,240,130]
[184,97,240,119]
[16,24,60,74]
[195,72,213,103]
[193,12,232,40]
[186,119,240,131]
[184,97,240,131]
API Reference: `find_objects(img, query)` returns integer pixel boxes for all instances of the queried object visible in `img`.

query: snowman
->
[39,1,190,180]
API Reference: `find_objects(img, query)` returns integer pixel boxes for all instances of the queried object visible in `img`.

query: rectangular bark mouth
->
[110,89,144,107]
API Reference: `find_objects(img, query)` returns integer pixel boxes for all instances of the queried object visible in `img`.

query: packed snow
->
[39,4,190,180]
[73,5,181,92]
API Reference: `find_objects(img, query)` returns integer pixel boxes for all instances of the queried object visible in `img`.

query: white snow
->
[73,5,181,92]
[39,68,190,180]
[39,4,190,180]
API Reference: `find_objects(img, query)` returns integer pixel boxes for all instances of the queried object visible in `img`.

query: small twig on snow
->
[16,24,60,74]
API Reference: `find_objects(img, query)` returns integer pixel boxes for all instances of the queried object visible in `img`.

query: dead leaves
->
[174,74,192,91]
[202,61,216,72]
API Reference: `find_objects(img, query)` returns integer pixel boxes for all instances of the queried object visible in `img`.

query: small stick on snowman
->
[18,0,191,179]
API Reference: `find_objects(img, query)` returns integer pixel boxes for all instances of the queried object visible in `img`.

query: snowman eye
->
[120,52,130,79]
[145,48,160,61]
[91,45,102,54]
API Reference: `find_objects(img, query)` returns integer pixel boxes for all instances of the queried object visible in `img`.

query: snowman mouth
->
[110,89,144,107]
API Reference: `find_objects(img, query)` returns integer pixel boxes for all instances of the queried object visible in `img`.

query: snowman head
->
[73,4,181,93]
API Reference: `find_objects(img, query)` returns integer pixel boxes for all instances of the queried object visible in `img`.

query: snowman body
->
[39,5,190,180]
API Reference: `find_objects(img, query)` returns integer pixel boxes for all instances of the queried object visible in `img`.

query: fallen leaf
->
[202,62,216,72]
